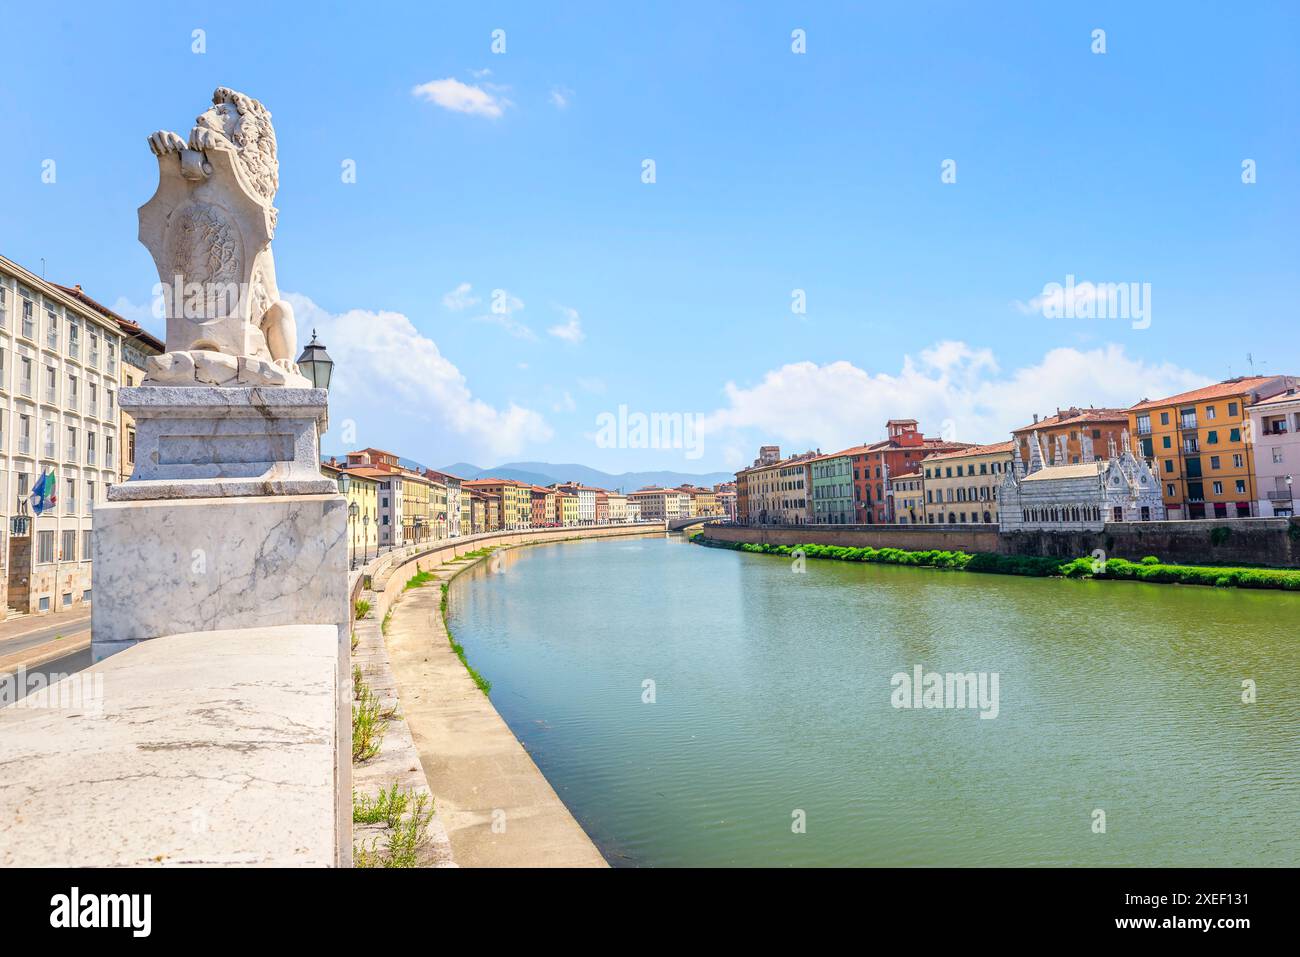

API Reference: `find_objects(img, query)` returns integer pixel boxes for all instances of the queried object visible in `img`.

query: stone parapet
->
[0,624,347,866]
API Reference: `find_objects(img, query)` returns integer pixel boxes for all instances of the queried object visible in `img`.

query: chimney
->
[1032,413,1039,424]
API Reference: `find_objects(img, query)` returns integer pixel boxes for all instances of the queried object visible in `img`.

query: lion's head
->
[193,87,278,203]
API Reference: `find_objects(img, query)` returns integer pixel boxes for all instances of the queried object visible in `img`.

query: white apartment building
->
[0,256,162,615]
[1248,389,1300,517]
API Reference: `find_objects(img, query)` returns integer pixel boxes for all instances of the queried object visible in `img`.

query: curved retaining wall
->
[349,522,664,867]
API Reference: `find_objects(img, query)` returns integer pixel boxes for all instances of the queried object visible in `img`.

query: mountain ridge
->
[436,461,733,491]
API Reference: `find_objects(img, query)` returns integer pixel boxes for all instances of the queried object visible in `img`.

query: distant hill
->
[436,461,734,492]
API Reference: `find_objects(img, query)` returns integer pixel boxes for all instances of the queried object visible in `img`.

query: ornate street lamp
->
[296,329,334,390]
[348,500,360,569]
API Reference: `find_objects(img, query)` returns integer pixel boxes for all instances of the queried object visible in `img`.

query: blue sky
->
[2,1,1296,473]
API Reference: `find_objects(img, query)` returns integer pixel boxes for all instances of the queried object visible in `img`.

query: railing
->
[1179,416,1198,430]
[1267,490,1294,501]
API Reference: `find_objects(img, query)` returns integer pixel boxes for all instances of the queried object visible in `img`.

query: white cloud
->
[441,282,480,311]
[286,292,551,459]
[552,391,576,413]
[547,305,585,343]
[698,341,1207,462]
[472,290,534,339]
[549,86,573,109]
[469,68,493,79]
[412,78,508,118]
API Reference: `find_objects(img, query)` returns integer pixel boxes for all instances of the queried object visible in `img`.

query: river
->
[446,532,1299,866]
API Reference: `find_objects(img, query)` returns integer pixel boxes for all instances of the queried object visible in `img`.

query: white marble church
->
[998,430,1165,532]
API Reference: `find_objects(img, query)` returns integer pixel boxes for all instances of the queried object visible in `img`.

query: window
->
[1206,430,1218,444]
[88,330,99,366]
[1209,456,1220,469]
[1228,402,1238,417]
[1274,447,1284,464]
[1233,453,1244,468]
[18,414,31,455]
[106,434,115,468]
[1164,459,1173,473]
[83,530,93,560]
[1162,435,1171,448]
[1167,483,1176,496]
[0,285,6,327]
[87,432,97,465]
[1229,428,1242,442]
[127,428,136,464]
[44,366,56,403]
[22,298,35,339]
[1236,480,1246,494]
[37,530,55,563]
[107,341,117,373]
[1205,405,1216,420]
[66,426,77,462]
[46,307,59,350]
[86,479,94,506]
[43,420,55,459]
[1160,411,1170,426]
[67,373,78,409]
[61,529,77,561]
[20,356,32,396]
[66,477,77,513]
[68,320,80,358]
[88,382,97,417]
[1213,481,1223,495]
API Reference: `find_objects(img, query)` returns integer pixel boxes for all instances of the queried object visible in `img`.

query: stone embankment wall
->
[700,517,1300,568]
[349,522,663,867]
[1005,517,1298,568]
[702,522,1002,553]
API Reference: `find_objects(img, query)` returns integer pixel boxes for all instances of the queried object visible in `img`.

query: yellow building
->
[921,441,1013,525]
[890,470,926,524]
[557,491,580,526]
[398,472,431,543]
[323,461,379,565]
[1129,375,1297,520]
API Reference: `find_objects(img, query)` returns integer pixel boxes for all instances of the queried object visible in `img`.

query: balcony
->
[1178,416,1198,431]
[17,437,30,455]
[1267,490,1295,502]
[43,442,55,459]
[1182,440,1200,454]
[1135,421,1152,436]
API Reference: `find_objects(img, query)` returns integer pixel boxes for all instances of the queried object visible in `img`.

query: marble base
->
[146,350,312,389]
[111,385,334,501]
[91,493,349,656]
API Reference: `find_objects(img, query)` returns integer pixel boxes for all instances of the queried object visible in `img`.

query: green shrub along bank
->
[692,535,1300,591]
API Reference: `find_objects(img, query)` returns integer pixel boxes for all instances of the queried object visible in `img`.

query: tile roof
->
[1011,407,1128,433]
[1128,377,1285,412]
[1248,388,1300,409]
[922,440,1014,461]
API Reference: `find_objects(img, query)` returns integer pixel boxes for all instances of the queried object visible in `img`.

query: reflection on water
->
[448,534,1300,866]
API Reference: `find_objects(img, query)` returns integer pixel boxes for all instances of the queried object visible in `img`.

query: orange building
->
[1011,407,1129,467]
[1128,375,1297,519]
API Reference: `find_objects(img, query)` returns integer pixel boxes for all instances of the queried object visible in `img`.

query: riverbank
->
[693,533,1300,591]
[355,525,661,867]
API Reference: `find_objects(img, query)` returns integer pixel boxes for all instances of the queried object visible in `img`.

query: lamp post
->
[348,501,359,569]
[362,513,370,565]
[296,330,334,390]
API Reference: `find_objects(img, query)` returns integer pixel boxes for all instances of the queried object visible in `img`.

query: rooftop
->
[1129,376,1289,412]
[1012,407,1128,433]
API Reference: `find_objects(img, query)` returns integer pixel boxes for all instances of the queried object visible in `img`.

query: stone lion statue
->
[142,87,302,386]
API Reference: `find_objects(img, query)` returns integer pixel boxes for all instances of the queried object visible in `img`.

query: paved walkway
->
[384,554,607,867]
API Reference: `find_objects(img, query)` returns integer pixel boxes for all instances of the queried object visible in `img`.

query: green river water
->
[445,533,1299,866]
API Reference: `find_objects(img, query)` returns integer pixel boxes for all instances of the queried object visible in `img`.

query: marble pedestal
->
[110,385,335,501]
[91,494,349,661]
